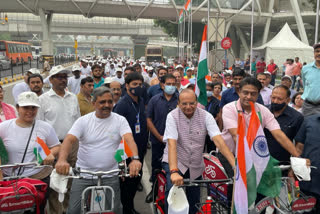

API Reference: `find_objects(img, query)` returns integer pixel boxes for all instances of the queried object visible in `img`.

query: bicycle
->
[152,151,231,214]
[250,165,317,214]
[0,162,49,214]
[65,161,132,214]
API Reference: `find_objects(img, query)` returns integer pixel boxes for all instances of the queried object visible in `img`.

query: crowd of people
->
[0,43,319,214]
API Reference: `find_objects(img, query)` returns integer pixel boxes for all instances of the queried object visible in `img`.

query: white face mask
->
[206,91,213,97]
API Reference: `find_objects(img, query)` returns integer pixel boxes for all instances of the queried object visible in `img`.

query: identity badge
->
[135,123,141,134]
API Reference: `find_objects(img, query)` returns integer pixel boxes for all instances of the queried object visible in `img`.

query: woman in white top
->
[0,91,60,176]
[0,85,17,123]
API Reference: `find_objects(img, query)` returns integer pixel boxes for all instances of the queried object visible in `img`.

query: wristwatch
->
[131,156,140,160]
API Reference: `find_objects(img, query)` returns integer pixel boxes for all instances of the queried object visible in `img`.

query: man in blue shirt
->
[145,74,178,203]
[147,66,168,98]
[219,69,264,109]
[113,72,148,214]
[295,113,320,212]
[301,43,320,116]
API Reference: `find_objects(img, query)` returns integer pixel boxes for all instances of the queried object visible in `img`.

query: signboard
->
[208,18,225,42]
[221,37,232,50]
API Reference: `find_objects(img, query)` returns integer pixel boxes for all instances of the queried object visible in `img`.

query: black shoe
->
[132,208,141,214]
[145,189,153,203]
[137,182,143,192]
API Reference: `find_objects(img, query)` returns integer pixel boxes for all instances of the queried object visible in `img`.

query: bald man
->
[161,89,235,213]
[109,81,122,105]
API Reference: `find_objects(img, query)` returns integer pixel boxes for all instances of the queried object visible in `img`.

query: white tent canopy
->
[252,23,314,67]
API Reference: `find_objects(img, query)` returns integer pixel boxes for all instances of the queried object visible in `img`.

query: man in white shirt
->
[37,65,80,214]
[55,87,142,214]
[68,64,86,94]
[12,68,40,103]
[109,63,116,77]
[112,68,125,85]
[257,73,272,105]
[80,59,91,76]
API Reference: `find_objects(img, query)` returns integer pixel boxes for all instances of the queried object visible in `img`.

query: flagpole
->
[249,0,254,75]
[190,0,193,58]
[178,21,180,60]
[315,0,319,43]
[207,0,210,68]
[183,10,186,61]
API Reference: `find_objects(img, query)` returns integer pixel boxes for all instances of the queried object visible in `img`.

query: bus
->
[0,40,33,64]
[31,46,42,60]
[145,45,163,64]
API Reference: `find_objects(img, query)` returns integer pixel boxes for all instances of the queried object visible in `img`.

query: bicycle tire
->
[152,176,165,214]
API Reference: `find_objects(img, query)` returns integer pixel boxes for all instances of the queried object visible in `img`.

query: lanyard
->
[131,102,140,123]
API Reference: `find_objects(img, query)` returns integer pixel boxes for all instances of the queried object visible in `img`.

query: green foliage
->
[307,0,317,11]
[0,33,11,41]
[154,19,205,53]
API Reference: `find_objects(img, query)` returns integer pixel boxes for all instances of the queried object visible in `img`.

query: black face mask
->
[129,86,143,97]
[271,102,286,112]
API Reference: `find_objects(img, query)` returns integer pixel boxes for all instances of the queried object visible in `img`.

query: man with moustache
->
[28,73,43,96]
[109,81,122,105]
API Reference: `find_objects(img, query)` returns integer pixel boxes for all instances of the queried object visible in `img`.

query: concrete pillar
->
[235,26,249,55]
[131,36,149,59]
[39,8,53,56]
[262,0,275,44]
[290,0,309,44]
[229,26,240,57]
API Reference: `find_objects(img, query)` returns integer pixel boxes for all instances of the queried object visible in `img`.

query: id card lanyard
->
[131,102,141,134]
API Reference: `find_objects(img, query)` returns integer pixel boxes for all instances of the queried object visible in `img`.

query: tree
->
[305,0,316,10]
[154,19,205,53]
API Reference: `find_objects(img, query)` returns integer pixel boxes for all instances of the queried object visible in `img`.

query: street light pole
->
[315,0,320,44]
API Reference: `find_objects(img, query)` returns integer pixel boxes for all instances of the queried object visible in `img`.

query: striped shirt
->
[162,107,221,179]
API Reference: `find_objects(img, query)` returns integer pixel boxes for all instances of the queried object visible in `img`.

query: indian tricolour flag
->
[184,0,191,12]
[233,102,281,213]
[195,25,208,106]
[178,9,184,24]
[114,138,133,162]
[33,137,51,164]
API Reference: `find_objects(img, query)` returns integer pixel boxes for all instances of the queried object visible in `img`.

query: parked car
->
[0,56,10,71]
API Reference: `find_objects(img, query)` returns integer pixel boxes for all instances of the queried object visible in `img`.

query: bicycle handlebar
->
[0,162,39,170]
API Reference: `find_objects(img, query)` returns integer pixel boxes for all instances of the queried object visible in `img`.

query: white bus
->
[31,46,42,60]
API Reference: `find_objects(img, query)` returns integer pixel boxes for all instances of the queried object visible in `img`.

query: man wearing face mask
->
[145,74,178,203]
[147,66,168,98]
[113,72,148,214]
[264,85,304,162]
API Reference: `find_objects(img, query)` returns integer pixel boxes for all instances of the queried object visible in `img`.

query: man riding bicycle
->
[55,87,142,214]
[162,89,235,214]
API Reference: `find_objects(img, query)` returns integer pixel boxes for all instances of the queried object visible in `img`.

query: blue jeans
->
[162,162,201,214]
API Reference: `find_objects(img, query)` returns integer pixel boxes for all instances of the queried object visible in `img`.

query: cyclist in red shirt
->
[256,57,266,74]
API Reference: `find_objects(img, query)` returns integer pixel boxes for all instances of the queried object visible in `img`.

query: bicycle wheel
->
[152,174,165,214]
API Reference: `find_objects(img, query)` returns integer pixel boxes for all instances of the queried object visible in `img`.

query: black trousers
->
[120,152,145,214]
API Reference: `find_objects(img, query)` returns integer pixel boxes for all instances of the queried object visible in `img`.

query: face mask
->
[206,91,213,97]
[164,85,176,95]
[129,86,143,97]
[271,102,286,112]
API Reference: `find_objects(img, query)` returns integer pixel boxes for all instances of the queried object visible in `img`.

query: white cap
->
[71,65,81,72]
[175,65,184,69]
[81,59,88,63]
[49,65,70,78]
[116,68,123,73]
[281,75,292,82]
[27,68,40,74]
[17,92,40,107]
[264,71,271,76]
[104,77,113,84]
[186,67,194,71]
[147,66,154,71]
[101,59,107,64]
[141,62,146,66]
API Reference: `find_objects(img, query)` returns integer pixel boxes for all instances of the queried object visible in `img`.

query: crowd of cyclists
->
[0,44,320,214]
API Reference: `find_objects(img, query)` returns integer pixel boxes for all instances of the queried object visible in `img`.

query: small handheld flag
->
[114,138,133,162]
[33,137,51,164]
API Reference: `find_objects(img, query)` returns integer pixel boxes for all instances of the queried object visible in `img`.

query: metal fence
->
[0,56,76,80]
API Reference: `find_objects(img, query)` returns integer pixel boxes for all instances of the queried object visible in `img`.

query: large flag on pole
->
[195,25,208,106]
[184,0,191,12]
[233,102,281,213]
